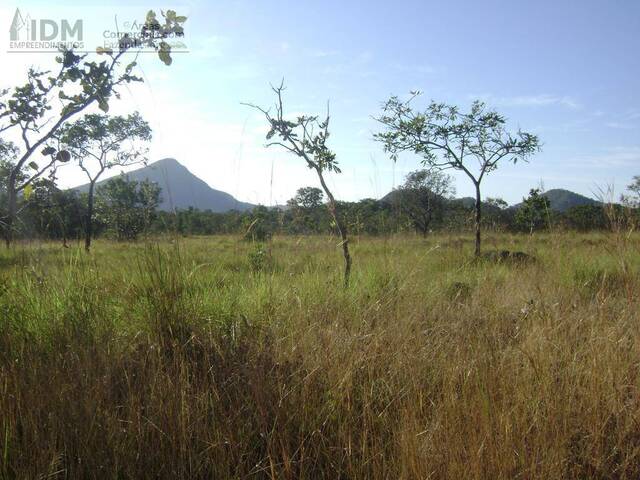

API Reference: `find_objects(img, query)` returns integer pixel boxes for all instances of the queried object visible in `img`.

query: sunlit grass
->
[1,232,639,478]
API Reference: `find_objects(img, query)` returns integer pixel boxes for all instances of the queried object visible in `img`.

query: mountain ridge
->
[381,187,599,212]
[511,189,599,212]
[73,158,254,213]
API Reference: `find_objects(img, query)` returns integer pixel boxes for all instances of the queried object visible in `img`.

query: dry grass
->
[0,232,639,479]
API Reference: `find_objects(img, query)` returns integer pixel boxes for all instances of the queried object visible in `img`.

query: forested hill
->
[511,189,599,212]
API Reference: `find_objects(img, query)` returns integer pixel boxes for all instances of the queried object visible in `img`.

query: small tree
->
[0,10,186,247]
[563,204,607,231]
[375,94,540,255]
[515,188,551,234]
[244,83,352,286]
[486,197,509,210]
[57,112,151,251]
[624,175,640,207]
[96,176,161,241]
[23,175,84,246]
[393,169,454,236]
[243,205,279,242]
[286,186,326,233]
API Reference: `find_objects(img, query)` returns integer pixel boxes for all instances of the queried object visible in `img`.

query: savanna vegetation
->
[2,7,640,480]
[1,230,639,479]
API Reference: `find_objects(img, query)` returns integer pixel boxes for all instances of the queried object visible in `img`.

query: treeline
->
[163,193,637,238]
[0,172,161,244]
[3,172,638,244]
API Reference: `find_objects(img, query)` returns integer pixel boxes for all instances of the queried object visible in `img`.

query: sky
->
[1,0,639,205]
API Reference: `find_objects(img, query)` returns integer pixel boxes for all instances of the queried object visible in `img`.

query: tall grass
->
[0,233,639,479]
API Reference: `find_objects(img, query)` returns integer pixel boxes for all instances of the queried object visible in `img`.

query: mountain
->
[512,189,599,212]
[382,187,599,214]
[74,158,254,212]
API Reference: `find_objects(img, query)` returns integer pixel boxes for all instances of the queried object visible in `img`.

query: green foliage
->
[243,205,278,241]
[486,197,508,210]
[625,175,640,207]
[391,169,455,235]
[96,176,161,241]
[247,243,272,273]
[286,187,328,234]
[246,83,352,286]
[291,186,324,209]
[374,96,540,170]
[515,188,551,233]
[375,93,540,254]
[563,205,608,231]
[58,112,151,165]
[0,10,186,245]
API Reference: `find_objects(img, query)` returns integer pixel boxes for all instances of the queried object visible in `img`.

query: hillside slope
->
[74,158,254,212]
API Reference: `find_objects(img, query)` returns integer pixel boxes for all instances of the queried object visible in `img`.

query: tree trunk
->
[4,174,17,248]
[315,167,352,287]
[85,182,95,252]
[474,182,482,256]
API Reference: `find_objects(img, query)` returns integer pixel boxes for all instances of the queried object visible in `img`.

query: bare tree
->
[57,112,151,251]
[243,83,352,287]
[375,94,540,255]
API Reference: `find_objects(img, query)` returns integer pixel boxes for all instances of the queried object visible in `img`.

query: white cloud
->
[470,93,581,109]
[564,146,640,168]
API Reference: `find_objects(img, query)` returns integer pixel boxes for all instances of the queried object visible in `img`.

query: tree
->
[291,186,324,209]
[624,176,640,207]
[485,197,508,210]
[393,169,454,236]
[96,176,161,241]
[57,112,151,251]
[244,83,353,287]
[514,188,551,233]
[0,10,186,247]
[22,175,84,245]
[563,204,607,231]
[375,94,540,255]
[243,205,280,241]
[286,187,326,233]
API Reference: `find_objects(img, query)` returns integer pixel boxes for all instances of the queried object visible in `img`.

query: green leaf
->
[158,42,172,66]
[41,146,56,156]
[56,150,71,163]
[28,161,39,171]
[23,184,33,200]
[125,61,137,74]
[98,99,109,112]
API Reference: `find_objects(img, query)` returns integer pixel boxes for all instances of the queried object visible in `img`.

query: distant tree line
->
[2,168,638,244]
[1,27,638,251]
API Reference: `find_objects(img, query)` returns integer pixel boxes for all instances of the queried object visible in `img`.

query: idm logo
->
[9,8,83,42]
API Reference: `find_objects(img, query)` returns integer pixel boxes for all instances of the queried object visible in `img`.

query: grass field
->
[1,232,639,479]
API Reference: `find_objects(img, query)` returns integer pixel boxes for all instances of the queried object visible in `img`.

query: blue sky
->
[2,0,639,205]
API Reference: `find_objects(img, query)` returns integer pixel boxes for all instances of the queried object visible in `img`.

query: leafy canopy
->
[374,94,540,184]
[57,112,151,174]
